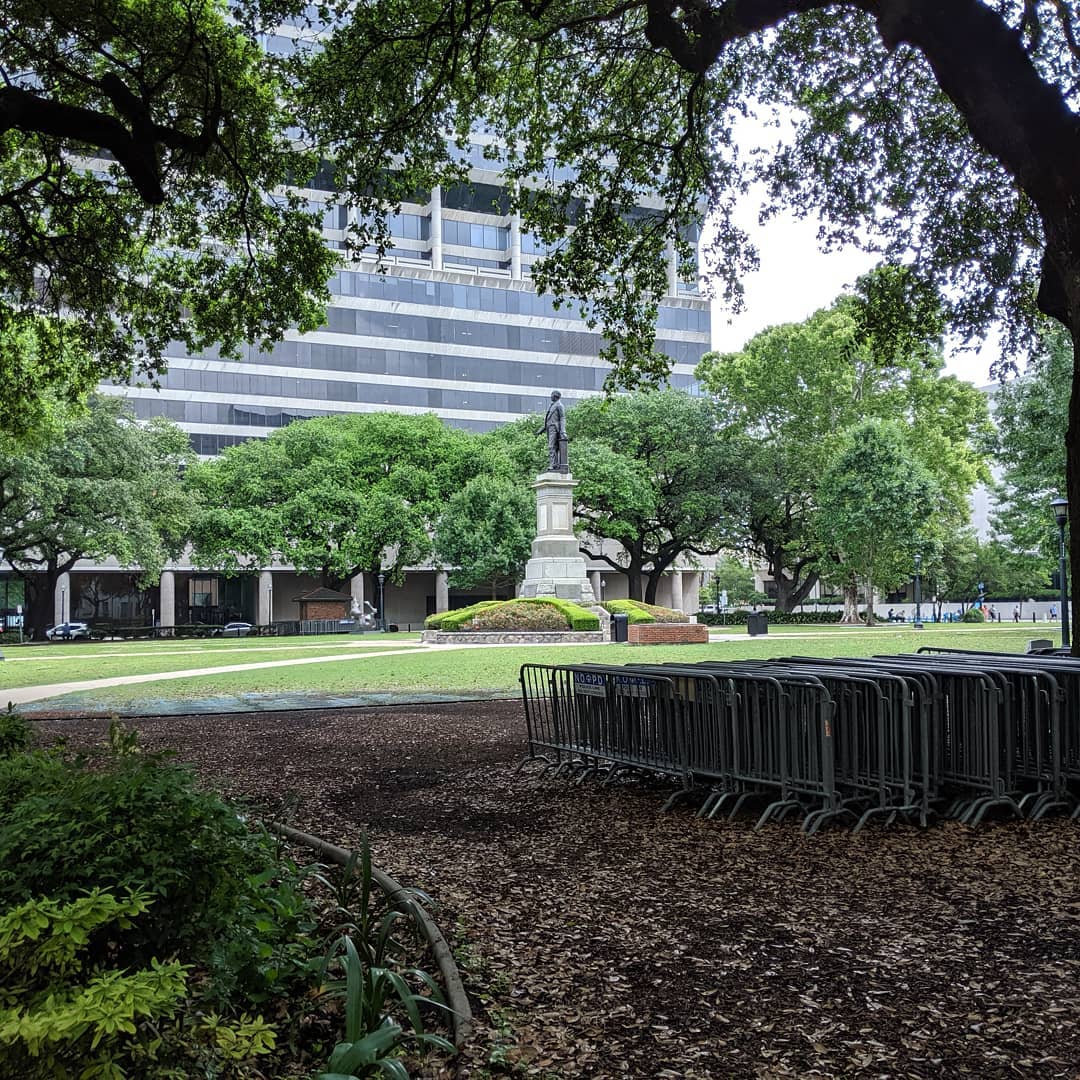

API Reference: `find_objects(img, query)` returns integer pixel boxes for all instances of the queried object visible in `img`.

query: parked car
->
[221,621,253,637]
[45,621,91,641]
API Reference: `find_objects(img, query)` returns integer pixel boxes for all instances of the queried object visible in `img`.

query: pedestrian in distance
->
[1013,606,1020,623]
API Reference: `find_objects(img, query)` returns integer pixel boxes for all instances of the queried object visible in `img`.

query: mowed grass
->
[22,623,1054,711]
[0,633,423,691]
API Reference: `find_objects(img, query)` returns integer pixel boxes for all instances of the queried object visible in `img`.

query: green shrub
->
[0,888,189,1079]
[961,607,986,623]
[0,731,319,1004]
[0,705,30,759]
[425,601,501,631]
[427,597,600,632]
[603,599,684,624]
[695,609,845,625]
[470,601,570,631]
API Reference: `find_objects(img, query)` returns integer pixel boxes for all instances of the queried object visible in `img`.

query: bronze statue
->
[539,390,568,472]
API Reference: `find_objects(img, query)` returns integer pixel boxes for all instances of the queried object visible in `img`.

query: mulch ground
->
[31,701,1080,1079]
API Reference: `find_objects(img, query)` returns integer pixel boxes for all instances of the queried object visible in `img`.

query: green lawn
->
[16,622,1056,711]
[0,633,422,690]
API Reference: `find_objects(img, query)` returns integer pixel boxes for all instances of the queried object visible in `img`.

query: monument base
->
[519,470,596,605]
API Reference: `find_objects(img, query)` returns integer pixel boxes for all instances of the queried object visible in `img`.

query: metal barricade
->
[912,649,1070,817]
[652,661,842,833]
[519,663,691,791]
[868,656,1017,824]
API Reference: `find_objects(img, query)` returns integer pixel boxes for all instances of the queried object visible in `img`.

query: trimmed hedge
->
[961,607,986,623]
[603,599,685,624]
[424,601,502,631]
[696,610,845,625]
[426,597,600,632]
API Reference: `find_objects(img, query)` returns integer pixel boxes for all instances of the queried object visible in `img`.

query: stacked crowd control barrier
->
[518,650,1080,832]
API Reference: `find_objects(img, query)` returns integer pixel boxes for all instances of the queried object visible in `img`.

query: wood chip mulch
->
[32,702,1080,1079]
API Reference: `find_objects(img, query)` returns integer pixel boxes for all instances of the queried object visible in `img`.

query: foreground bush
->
[1,716,457,1078]
[0,725,319,1007]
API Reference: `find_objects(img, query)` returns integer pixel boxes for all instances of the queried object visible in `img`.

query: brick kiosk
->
[293,587,353,622]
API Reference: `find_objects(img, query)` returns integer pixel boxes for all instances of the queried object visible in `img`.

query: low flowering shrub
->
[604,600,685,624]
[427,597,600,632]
[469,601,571,631]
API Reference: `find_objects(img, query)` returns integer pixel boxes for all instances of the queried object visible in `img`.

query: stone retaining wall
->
[628,622,709,645]
[422,630,606,645]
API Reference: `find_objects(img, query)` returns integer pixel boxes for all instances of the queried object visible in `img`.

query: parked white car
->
[45,621,91,640]
[221,621,253,637]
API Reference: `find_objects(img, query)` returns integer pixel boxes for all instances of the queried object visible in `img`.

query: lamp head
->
[1051,496,1069,527]
[914,553,922,570]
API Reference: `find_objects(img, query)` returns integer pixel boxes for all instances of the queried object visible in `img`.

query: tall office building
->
[104,159,709,453]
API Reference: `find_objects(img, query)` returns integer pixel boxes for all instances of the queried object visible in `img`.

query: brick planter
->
[627,622,709,645]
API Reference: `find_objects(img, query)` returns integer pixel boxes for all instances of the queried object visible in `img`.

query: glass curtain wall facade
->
[106,182,709,452]
[96,14,711,450]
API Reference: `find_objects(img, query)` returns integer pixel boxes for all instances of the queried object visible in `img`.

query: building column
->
[666,235,679,296]
[159,570,176,628]
[258,569,273,625]
[435,571,449,613]
[350,572,366,617]
[430,185,443,271]
[55,572,71,625]
[670,569,685,614]
[510,185,522,280]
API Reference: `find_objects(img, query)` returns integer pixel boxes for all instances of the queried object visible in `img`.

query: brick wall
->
[302,600,349,620]
[627,622,709,645]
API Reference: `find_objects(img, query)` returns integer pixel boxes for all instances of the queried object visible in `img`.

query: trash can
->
[746,612,768,637]
[611,613,629,642]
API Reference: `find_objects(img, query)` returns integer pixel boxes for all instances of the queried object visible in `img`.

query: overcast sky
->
[701,111,1003,389]
[703,205,1001,388]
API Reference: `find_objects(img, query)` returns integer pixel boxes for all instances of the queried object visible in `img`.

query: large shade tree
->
[816,419,943,624]
[697,270,991,610]
[567,391,748,603]
[186,412,478,588]
[292,0,1080,650]
[0,397,194,635]
[1,0,334,435]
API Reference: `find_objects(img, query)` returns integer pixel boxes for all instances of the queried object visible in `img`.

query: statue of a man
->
[539,390,568,472]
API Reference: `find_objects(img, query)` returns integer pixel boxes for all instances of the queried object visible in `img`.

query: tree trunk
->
[840,579,860,624]
[1068,325,1080,655]
[863,576,876,626]
[771,567,819,613]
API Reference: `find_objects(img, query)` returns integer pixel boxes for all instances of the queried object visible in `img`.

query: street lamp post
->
[913,553,923,630]
[1051,496,1070,649]
[378,572,386,632]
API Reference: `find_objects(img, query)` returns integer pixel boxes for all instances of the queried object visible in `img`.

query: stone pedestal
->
[519,471,596,604]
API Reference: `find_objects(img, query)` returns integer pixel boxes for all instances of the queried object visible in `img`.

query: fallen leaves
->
[33,701,1080,1079]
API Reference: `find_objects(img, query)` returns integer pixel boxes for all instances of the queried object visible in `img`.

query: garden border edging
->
[266,821,473,1049]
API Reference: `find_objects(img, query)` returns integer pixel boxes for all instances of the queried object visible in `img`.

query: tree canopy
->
[0,396,194,633]
[290,0,1080,645]
[567,390,747,603]
[1,0,333,435]
[186,412,478,587]
[816,419,942,624]
[697,271,991,610]
[992,325,1070,559]
[433,474,534,596]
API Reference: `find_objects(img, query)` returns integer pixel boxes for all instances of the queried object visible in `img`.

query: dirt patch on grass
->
[32,701,1080,1079]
